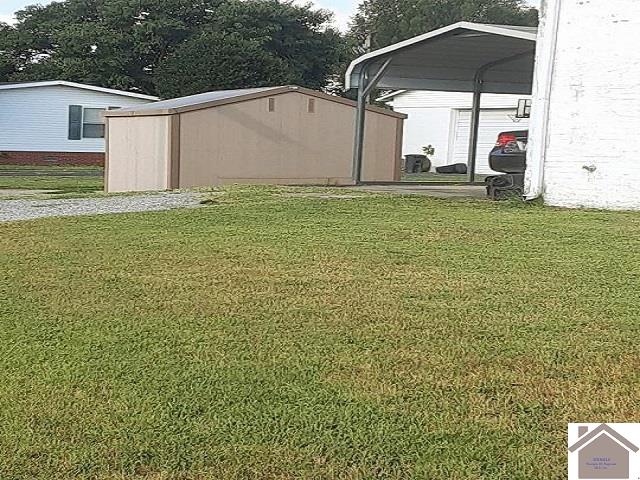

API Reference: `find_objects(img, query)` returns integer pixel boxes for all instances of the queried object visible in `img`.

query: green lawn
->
[1,186,639,479]
[0,165,103,195]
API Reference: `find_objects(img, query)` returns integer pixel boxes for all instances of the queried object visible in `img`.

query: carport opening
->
[345,22,537,186]
[381,98,531,184]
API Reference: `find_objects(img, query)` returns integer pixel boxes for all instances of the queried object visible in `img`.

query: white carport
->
[345,22,537,183]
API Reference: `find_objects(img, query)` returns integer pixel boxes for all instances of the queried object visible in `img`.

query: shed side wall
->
[177,91,400,187]
[361,111,403,182]
[106,116,171,192]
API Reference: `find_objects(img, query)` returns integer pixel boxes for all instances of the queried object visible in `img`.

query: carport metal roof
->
[346,22,537,95]
[346,22,538,184]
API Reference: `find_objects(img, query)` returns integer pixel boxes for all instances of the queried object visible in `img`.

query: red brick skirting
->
[0,151,105,166]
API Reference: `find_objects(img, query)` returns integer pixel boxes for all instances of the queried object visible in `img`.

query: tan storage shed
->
[104,86,406,192]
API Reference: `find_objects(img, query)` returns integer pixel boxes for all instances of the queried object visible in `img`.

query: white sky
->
[1,0,541,31]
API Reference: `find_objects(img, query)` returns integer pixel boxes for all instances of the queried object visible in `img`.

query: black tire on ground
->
[454,163,467,174]
[436,163,467,174]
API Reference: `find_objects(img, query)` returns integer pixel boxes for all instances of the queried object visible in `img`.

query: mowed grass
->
[1,186,639,479]
[0,165,103,195]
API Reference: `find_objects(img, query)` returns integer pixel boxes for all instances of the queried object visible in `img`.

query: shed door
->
[451,109,529,175]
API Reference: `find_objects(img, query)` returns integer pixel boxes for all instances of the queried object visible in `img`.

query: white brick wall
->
[533,0,640,210]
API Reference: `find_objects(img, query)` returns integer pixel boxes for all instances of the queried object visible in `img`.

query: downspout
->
[525,0,562,200]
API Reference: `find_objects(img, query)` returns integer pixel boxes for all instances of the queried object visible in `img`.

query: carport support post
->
[352,57,393,184]
[467,73,483,184]
[353,68,369,185]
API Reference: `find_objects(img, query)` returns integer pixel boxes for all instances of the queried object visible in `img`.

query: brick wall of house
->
[0,151,105,166]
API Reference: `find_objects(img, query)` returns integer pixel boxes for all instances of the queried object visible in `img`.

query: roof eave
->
[376,90,407,102]
[0,80,158,100]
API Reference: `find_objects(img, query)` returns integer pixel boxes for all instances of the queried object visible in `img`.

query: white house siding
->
[386,91,530,171]
[0,85,152,153]
[530,0,640,210]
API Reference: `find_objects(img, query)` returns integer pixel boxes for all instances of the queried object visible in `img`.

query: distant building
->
[0,80,157,165]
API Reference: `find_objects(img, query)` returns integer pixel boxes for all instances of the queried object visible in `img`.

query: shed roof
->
[104,85,406,119]
[375,90,408,102]
[345,22,537,95]
[0,80,158,100]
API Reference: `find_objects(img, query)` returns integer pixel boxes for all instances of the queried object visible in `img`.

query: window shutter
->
[68,105,83,140]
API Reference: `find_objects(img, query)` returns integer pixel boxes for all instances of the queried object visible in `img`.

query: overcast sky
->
[1,0,541,31]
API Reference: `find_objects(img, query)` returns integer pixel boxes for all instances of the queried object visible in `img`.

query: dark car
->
[485,130,528,200]
[488,130,528,174]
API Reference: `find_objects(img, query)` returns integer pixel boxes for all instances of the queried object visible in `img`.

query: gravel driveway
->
[0,192,202,223]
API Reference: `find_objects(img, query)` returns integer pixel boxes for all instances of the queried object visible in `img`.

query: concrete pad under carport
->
[350,184,487,199]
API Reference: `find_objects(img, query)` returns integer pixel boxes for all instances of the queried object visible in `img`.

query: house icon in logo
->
[569,424,639,479]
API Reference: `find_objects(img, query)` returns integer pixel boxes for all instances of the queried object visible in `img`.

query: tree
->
[154,0,347,97]
[154,32,292,97]
[350,0,538,49]
[0,23,18,81]
[1,0,348,97]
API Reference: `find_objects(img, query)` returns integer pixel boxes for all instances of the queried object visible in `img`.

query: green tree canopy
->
[0,22,18,80]
[154,32,291,98]
[350,0,538,49]
[154,0,346,97]
[0,0,348,97]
